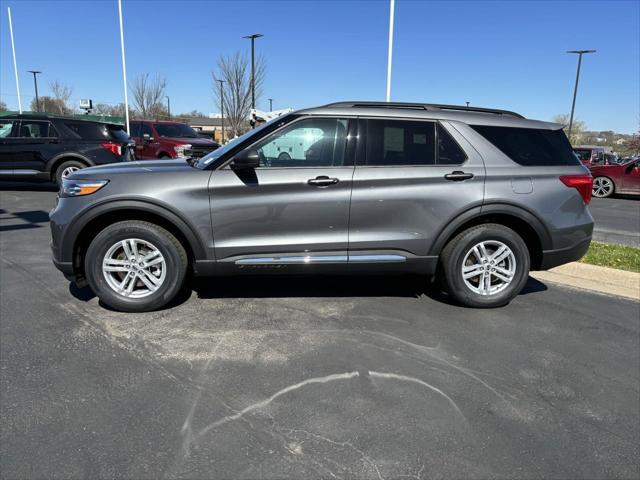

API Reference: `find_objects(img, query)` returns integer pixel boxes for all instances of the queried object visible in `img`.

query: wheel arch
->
[65,200,207,277]
[47,153,92,179]
[429,203,552,270]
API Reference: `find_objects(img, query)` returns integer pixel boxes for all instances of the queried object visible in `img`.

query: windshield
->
[195,116,287,169]
[154,123,199,138]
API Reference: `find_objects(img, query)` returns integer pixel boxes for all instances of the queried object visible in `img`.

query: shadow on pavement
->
[69,275,548,311]
[0,209,51,232]
[0,181,57,192]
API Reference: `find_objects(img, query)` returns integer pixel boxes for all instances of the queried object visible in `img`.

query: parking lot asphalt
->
[1,183,639,479]
[590,196,640,246]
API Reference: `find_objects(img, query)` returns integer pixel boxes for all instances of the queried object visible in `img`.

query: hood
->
[71,159,194,178]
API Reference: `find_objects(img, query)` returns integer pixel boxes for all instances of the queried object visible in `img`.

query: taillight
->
[560,175,593,204]
[101,142,122,156]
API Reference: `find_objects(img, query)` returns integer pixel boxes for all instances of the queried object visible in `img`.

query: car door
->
[209,116,356,264]
[349,118,485,266]
[0,118,18,175]
[620,160,640,193]
[9,120,58,175]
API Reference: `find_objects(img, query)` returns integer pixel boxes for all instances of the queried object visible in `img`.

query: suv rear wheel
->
[84,221,187,312]
[54,160,86,186]
[439,224,530,308]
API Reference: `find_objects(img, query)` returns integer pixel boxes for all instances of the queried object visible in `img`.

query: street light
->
[268,98,273,111]
[567,49,596,143]
[243,33,263,118]
[165,95,171,118]
[28,70,41,112]
[216,79,225,143]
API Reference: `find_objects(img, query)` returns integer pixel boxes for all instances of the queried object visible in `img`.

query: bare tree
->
[0,100,7,111]
[213,51,265,137]
[49,80,74,114]
[131,73,168,119]
[30,95,68,114]
[553,113,586,142]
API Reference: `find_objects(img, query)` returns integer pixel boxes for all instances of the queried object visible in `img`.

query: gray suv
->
[50,102,594,312]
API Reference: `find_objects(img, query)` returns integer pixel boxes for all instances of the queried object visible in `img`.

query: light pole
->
[28,70,41,112]
[243,33,263,117]
[165,95,171,118]
[216,79,225,143]
[268,98,273,111]
[386,0,395,102]
[567,49,595,143]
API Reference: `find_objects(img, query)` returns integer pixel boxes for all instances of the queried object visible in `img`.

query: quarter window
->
[129,122,141,137]
[251,117,349,167]
[472,125,579,166]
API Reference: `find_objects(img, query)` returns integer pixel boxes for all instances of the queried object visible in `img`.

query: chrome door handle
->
[308,176,339,186]
[444,171,474,181]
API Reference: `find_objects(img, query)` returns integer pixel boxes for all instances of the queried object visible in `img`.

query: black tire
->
[158,153,172,159]
[85,220,188,312]
[54,160,86,186]
[439,223,530,308]
[277,152,291,161]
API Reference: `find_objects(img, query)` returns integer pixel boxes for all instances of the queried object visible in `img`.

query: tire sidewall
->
[85,223,186,312]
[444,226,530,308]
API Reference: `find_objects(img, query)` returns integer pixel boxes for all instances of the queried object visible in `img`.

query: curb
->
[530,262,640,301]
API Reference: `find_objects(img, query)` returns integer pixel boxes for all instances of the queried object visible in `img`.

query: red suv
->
[129,120,219,160]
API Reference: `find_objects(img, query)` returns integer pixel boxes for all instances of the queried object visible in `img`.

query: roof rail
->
[322,101,525,118]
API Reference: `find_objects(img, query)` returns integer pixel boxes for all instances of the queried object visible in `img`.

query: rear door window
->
[471,125,579,166]
[365,119,436,166]
[437,124,467,165]
[129,122,141,138]
[17,120,53,138]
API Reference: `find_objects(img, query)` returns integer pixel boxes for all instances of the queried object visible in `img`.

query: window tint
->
[437,124,467,165]
[141,123,153,137]
[64,121,110,140]
[129,122,141,137]
[366,120,435,166]
[573,148,592,161]
[472,125,580,166]
[154,123,198,138]
[251,117,349,167]
[0,119,16,138]
[17,121,52,138]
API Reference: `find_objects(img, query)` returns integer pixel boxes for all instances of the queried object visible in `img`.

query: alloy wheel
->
[592,177,613,197]
[102,238,166,298]
[61,166,80,179]
[461,240,516,296]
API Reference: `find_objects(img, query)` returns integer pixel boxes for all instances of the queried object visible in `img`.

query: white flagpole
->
[385,0,395,102]
[118,0,130,133]
[7,7,22,113]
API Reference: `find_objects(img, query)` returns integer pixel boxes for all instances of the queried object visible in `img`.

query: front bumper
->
[539,236,592,270]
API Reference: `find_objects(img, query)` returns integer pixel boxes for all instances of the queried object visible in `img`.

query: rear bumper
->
[539,237,592,270]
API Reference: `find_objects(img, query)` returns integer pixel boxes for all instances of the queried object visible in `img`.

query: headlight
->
[174,144,192,156]
[60,179,109,197]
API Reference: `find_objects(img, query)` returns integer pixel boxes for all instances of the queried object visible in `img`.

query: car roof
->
[133,119,188,125]
[0,112,122,127]
[294,101,561,130]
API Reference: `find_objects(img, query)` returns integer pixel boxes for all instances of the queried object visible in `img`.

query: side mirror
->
[231,149,260,170]
[142,133,154,142]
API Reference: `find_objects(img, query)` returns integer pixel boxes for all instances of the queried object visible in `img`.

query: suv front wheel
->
[440,224,530,308]
[85,221,188,312]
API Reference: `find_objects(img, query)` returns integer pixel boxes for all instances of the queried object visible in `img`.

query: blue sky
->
[1,0,638,132]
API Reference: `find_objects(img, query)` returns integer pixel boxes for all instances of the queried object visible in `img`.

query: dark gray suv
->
[50,102,594,312]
